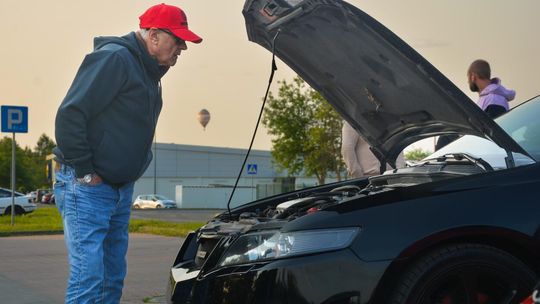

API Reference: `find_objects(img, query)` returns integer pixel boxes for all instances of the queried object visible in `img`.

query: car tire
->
[133,204,140,209]
[156,205,162,209]
[4,205,25,216]
[15,206,25,215]
[389,243,536,304]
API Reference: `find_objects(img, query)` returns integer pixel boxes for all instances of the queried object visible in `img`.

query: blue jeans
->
[54,165,134,304]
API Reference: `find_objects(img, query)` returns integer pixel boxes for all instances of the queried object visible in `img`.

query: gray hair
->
[139,28,149,39]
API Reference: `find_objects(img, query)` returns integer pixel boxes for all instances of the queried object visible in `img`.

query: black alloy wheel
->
[390,243,536,304]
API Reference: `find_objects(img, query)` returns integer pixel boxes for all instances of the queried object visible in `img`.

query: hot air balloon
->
[197,109,211,130]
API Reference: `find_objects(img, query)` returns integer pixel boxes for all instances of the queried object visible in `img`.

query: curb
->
[0,230,64,237]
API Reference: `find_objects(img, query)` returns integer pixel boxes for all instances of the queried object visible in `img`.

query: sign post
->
[1,106,28,226]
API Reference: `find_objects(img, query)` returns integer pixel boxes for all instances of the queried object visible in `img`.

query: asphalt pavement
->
[0,234,184,303]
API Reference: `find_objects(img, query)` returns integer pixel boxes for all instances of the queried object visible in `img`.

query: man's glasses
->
[158,29,185,46]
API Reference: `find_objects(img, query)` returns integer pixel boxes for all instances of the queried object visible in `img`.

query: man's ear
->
[148,28,160,45]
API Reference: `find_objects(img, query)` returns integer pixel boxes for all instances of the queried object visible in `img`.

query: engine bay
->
[196,157,490,245]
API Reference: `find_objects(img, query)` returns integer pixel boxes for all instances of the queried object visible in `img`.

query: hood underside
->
[243,0,526,165]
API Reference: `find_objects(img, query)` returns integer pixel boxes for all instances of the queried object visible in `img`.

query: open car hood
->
[243,0,527,166]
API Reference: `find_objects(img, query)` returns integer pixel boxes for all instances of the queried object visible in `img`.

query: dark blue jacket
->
[54,32,167,184]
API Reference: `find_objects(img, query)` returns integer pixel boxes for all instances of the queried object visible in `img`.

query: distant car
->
[132,194,177,209]
[28,191,37,203]
[41,192,55,204]
[0,188,37,215]
[35,189,52,203]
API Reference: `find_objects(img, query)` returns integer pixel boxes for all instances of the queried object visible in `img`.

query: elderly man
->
[53,4,201,303]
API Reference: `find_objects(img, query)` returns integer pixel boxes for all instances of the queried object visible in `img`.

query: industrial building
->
[134,143,325,209]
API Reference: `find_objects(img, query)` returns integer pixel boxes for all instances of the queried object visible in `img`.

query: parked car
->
[0,187,37,215]
[41,192,55,204]
[166,1,539,303]
[27,191,37,203]
[35,188,52,203]
[132,194,177,209]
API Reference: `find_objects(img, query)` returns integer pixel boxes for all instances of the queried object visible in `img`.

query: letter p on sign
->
[7,109,22,129]
[1,106,28,133]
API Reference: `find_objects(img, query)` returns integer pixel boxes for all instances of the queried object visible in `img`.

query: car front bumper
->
[23,204,37,213]
[166,236,389,304]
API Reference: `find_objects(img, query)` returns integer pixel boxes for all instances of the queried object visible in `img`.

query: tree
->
[33,133,56,187]
[0,134,56,193]
[0,137,43,192]
[263,76,345,185]
[34,134,56,157]
[404,148,431,161]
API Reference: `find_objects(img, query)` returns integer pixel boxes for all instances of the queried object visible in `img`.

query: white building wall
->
[177,186,255,209]
[134,143,322,209]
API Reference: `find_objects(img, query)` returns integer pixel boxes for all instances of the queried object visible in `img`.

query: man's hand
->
[88,174,103,186]
[77,173,103,186]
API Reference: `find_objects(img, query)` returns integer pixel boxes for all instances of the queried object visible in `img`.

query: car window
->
[0,189,23,197]
[0,189,11,198]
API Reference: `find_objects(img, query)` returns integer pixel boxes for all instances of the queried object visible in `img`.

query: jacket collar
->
[130,32,169,81]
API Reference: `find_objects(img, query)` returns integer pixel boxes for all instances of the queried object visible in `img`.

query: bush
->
[405,148,431,161]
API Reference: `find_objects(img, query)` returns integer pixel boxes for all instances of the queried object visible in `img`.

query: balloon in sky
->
[197,109,211,130]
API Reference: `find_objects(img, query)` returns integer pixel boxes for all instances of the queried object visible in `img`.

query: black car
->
[166,1,540,303]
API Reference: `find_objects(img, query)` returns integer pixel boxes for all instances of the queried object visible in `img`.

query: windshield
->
[428,96,540,168]
[495,95,540,161]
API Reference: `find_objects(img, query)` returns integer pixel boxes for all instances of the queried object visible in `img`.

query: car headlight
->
[218,227,360,267]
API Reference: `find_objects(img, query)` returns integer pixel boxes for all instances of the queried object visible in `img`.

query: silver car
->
[0,187,37,215]
[132,194,177,209]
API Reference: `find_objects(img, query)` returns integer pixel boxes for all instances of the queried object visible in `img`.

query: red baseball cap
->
[139,3,202,44]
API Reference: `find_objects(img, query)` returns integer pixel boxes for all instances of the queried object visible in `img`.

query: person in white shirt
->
[341,121,404,178]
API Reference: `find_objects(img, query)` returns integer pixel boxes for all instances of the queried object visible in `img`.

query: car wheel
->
[133,204,140,209]
[4,206,25,216]
[156,205,162,209]
[15,206,25,215]
[389,243,536,304]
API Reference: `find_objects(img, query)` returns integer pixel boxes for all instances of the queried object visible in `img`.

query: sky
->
[1,0,539,153]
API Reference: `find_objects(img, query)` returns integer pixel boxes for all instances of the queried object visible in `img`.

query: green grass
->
[0,206,204,237]
[129,219,203,237]
[0,206,63,234]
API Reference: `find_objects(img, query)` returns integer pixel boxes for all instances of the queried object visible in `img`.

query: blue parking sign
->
[1,106,28,133]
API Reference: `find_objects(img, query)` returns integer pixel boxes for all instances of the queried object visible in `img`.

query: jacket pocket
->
[92,131,148,183]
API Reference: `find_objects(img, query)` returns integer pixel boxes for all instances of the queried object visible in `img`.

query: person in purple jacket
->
[468,59,516,118]
[436,59,515,151]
